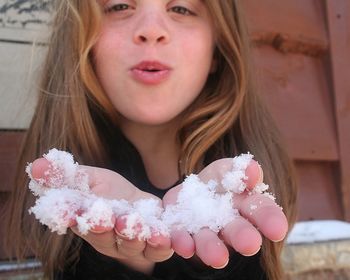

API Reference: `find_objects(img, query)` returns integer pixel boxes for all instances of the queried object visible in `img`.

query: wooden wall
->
[0,0,349,260]
[242,0,350,221]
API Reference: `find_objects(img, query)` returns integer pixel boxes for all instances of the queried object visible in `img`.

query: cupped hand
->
[30,158,174,274]
[162,158,288,269]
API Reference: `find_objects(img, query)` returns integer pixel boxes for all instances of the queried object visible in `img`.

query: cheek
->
[180,36,214,92]
[93,30,126,73]
[181,31,214,71]
[95,26,126,50]
[92,38,126,99]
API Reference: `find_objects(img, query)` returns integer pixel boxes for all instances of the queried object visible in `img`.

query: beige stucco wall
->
[0,0,51,129]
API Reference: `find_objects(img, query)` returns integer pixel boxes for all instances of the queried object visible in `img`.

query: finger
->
[144,233,174,262]
[81,165,145,201]
[234,193,288,242]
[31,158,62,187]
[193,228,229,269]
[114,215,146,257]
[221,217,262,256]
[170,229,195,259]
[162,158,263,211]
[243,160,263,190]
[194,158,262,192]
[66,208,85,228]
[163,158,240,204]
[70,226,119,258]
[31,157,156,202]
[89,215,116,233]
[162,184,181,206]
[31,158,50,182]
[162,187,196,259]
[115,234,146,258]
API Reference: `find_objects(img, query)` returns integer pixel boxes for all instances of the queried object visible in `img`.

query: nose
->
[133,11,170,45]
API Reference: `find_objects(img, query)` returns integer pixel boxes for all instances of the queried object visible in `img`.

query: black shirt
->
[55,133,267,280]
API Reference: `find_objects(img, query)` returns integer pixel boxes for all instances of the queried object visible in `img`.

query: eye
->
[104,3,130,13]
[169,6,196,16]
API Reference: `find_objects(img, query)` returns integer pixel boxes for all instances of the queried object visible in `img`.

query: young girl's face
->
[93,0,215,127]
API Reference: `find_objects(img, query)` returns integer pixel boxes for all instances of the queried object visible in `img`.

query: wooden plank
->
[0,131,25,192]
[0,192,11,259]
[0,42,45,129]
[243,0,328,56]
[296,161,343,221]
[253,46,339,161]
[326,0,350,221]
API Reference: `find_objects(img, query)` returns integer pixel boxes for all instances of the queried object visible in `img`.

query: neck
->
[120,119,181,189]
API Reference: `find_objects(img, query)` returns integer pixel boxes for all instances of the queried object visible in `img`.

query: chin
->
[137,118,176,127]
[128,113,180,127]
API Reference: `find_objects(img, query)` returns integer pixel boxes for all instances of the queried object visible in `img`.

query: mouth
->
[131,61,171,72]
[130,61,172,85]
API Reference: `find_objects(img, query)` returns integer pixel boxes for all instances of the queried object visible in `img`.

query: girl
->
[5,0,297,279]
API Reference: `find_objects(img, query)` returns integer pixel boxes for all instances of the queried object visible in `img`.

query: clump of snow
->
[121,199,168,239]
[26,148,89,196]
[252,183,276,201]
[162,174,238,234]
[221,153,253,193]
[76,197,115,235]
[253,183,269,194]
[27,149,276,240]
[132,199,163,230]
[29,188,84,234]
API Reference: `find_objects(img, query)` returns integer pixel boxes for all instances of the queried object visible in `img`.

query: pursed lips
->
[129,60,172,85]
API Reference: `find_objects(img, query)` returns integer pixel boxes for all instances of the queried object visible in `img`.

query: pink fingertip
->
[67,218,77,227]
[268,214,288,242]
[171,230,195,258]
[90,225,112,233]
[206,240,229,268]
[115,215,126,230]
[193,229,229,268]
[212,258,229,269]
[162,186,181,206]
[231,227,262,256]
[31,158,51,182]
[147,233,171,248]
[89,215,116,233]
[244,160,262,190]
[114,215,144,239]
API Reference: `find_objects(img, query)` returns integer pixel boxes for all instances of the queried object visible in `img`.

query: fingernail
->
[165,249,175,259]
[68,219,77,227]
[147,239,160,247]
[212,258,229,269]
[90,224,113,234]
[182,252,195,259]
[114,226,130,240]
[241,246,261,257]
[114,226,130,239]
[271,236,285,243]
[89,216,115,233]
[114,215,131,238]
[147,231,163,245]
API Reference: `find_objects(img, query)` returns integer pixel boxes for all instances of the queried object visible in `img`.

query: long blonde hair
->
[5,1,297,279]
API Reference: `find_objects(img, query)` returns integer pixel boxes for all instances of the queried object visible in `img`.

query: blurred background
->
[0,0,349,279]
